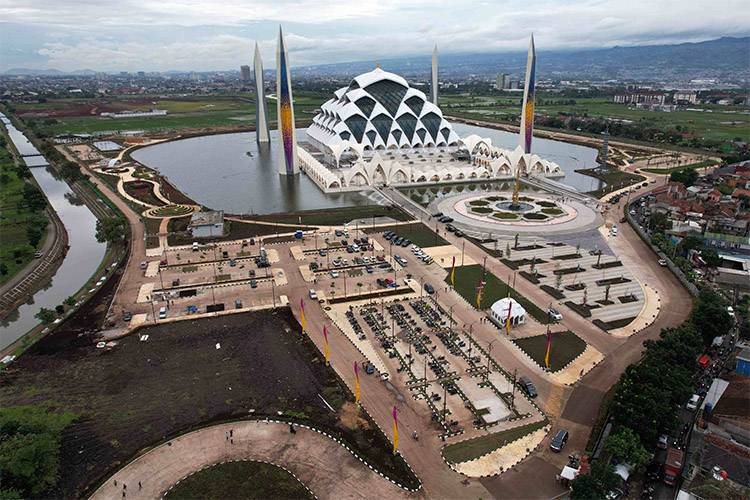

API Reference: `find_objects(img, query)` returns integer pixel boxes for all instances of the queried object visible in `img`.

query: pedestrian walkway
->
[88,420,413,500]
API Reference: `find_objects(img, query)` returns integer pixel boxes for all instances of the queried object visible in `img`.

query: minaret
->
[430,45,439,106]
[253,42,270,143]
[276,26,298,175]
[519,34,536,154]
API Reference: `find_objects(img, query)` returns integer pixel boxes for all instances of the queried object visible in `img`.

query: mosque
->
[256,29,563,192]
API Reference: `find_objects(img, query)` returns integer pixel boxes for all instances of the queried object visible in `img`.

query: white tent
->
[490,297,526,327]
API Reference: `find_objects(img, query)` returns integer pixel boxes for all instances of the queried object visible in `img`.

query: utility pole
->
[487,339,497,373]
[461,241,465,267]
[443,382,448,423]
[510,368,518,410]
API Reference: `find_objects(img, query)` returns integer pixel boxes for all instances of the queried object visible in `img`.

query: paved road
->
[89,421,417,500]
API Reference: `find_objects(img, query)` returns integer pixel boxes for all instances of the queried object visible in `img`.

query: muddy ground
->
[0,308,417,498]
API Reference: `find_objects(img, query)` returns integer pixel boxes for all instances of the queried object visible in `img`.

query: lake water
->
[131,123,602,215]
[1,119,106,348]
[132,130,369,215]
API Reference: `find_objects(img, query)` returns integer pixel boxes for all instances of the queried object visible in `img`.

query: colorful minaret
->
[519,34,536,155]
[276,26,298,175]
[254,42,270,143]
[430,45,438,106]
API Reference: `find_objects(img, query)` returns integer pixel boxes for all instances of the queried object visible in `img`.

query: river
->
[1,118,106,349]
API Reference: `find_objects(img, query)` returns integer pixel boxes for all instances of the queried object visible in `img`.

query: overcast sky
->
[0,0,747,72]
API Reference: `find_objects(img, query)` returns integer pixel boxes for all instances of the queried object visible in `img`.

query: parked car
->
[250,280,257,288]
[658,259,667,266]
[647,460,663,480]
[158,307,167,319]
[123,311,132,322]
[550,429,569,452]
[686,393,700,411]
[331,270,339,278]
[548,308,562,321]
[519,376,538,398]
[657,434,669,449]
[424,283,435,294]
[235,299,243,309]
[309,289,317,299]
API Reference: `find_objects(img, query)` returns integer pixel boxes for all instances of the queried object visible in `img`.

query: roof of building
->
[710,371,750,417]
[189,210,224,227]
[307,67,459,151]
[702,436,750,487]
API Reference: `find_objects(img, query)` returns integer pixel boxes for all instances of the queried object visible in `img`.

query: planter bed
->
[565,301,593,318]
[509,257,547,267]
[500,258,519,270]
[519,271,540,284]
[552,253,582,260]
[592,261,623,270]
[564,283,586,291]
[492,212,518,220]
[468,200,490,206]
[554,267,587,275]
[547,242,566,247]
[536,201,557,208]
[596,277,631,286]
[471,207,493,214]
[594,316,636,331]
[514,244,545,251]
[541,208,564,215]
[595,299,615,305]
[541,285,565,300]
[523,213,548,220]
[618,295,638,304]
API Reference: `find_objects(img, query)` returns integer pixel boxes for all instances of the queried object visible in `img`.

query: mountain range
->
[3,37,748,81]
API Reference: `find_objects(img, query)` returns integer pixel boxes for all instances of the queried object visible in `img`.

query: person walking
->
[226,432,229,441]
[138,482,142,491]
[230,429,233,438]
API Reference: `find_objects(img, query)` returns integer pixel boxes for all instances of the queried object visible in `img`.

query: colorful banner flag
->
[300,298,306,331]
[393,406,399,453]
[451,256,456,286]
[545,325,552,369]
[323,326,329,364]
[354,362,360,404]
[505,296,512,334]
[476,279,483,308]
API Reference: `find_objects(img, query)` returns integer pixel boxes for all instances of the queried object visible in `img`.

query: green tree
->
[0,406,75,498]
[0,263,8,276]
[22,184,46,212]
[689,288,733,345]
[59,161,81,183]
[647,212,672,233]
[670,168,698,187]
[701,248,721,268]
[604,427,651,468]
[63,296,76,307]
[679,235,702,253]
[95,218,126,244]
[26,226,42,248]
[34,308,56,324]
[570,461,620,500]
[54,304,65,315]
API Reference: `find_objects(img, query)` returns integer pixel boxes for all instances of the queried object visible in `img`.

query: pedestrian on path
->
[231,438,233,444]
[123,484,127,491]
[114,480,117,487]
[138,482,141,491]
[230,429,233,438]
[226,432,229,441]
[290,424,296,435]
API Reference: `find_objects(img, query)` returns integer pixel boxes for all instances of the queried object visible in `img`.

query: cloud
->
[1,0,747,71]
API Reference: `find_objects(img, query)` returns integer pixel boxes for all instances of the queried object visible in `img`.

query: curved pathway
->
[89,421,416,500]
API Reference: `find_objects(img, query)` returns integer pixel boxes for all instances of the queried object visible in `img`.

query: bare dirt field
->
[0,308,417,498]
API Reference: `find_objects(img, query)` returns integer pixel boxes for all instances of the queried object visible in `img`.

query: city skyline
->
[1,0,748,72]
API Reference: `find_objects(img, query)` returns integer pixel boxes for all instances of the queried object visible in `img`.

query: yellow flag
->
[393,406,399,453]
[300,298,306,331]
[451,256,455,286]
[354,362,360,404]
[324,326,329,364]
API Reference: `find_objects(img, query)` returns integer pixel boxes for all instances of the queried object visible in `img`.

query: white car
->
[548,308,563,321]
[727,306,735,317]
[686,393,700,411]
[331,270,339,278]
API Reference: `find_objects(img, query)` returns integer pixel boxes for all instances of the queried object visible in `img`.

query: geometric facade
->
[276,26,299,175]
[253,42,270,144]
[519,34,536,155]
[307,67,459,153]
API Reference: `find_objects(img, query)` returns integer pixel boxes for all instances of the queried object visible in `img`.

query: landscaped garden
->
[460,195,568,222]
[165,460,314,499]
[512,331,587,371]
[441,420,547,464]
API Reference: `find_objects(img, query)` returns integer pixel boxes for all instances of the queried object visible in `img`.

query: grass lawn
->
[365,222,447,248]
[166,460,314,500]
[445,265,547,322]
[0,308,418,497]
[513,331,586,372]
[250,204,413,226]
[441,420,547,464]
[0,135,49,285]
[642,160,719,174]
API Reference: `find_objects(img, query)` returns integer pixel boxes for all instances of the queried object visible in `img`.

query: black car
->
[647,460,663,480]
[123,311,132,321]
[341,239,348,246]
[443,216,454,223]
[454,230,464,237]
[432,212,443,217]
[446,225,455,232]
[550,429,569,452]
[519,376,538,398]
[424,283,435,294]
[401,239,411,247]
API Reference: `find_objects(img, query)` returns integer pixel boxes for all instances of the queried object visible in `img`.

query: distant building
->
[137,71,145,77]
[674,91,698,104]
[100,109,167,119]
[497,73,512,90]
[613,91,666,105]
[240,65,251,82]
[188,210,224,238]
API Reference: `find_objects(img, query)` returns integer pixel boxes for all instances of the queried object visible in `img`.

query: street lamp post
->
[461,241,465,267]
[486,339,498,373]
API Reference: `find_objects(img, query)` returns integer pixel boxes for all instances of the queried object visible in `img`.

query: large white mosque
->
[257,31,563,190]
